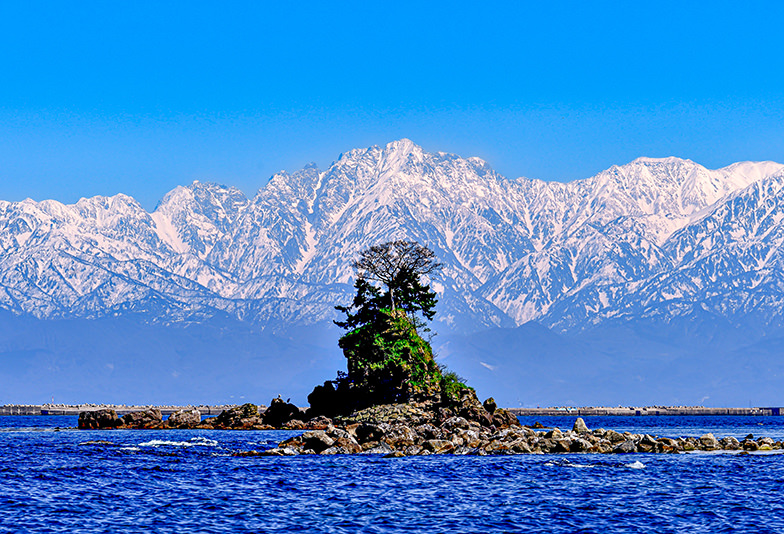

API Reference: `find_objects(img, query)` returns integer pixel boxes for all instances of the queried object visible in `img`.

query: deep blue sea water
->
[2,415,784,533]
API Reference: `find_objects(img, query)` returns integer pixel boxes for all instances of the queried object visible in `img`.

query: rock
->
[332,436,362,454]
[613,440,637,453]
[485,440,512,454]
[167,408,201,429]
[423,439,455,454]
[572,418,589,434]
[300,430,335,453]
[404,445,423,455]
[282,419,306,430]
[544,428,563,440]
[262,397,304,427]
[382,425,419,448]
[509,440,532,453]
[260,447,299,456]
[742,439,759,451]
[384,451,406,458]
[214,403,261,429]
[306,416,333,430]
[482,397,497,414]
[78,409,122,430]
[441,416,470,432]
[320,446,349,455]
[492,408,520,428]
[592,440,613,454]
[362,442,396,455]
[355,423,387,444]
[414,424,442,441]
[605,430,625,443]
[719,437,740,450]
[570,438,592,452]
[699,433,720,450]
[657,437,680,453]
[122,408,163,429]
[637,434,658,453]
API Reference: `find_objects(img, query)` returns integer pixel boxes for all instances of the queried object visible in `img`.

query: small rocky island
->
[78,241,784,456]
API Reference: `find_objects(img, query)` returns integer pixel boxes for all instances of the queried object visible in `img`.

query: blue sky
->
[1,1,783,209]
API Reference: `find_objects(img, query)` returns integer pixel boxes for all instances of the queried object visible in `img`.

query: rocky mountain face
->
[1,139,783,336]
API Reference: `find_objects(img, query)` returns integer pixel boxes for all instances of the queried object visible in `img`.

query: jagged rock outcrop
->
[121,408,164,429]
[167,408,202,428]
[78,409,123,430]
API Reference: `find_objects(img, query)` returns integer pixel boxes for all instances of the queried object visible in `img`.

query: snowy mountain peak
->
[0,141,782,335]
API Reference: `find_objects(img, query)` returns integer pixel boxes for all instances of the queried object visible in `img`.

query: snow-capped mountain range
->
[2,139,783,334]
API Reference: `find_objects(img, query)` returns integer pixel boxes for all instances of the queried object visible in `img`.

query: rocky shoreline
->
[77,398,783,456]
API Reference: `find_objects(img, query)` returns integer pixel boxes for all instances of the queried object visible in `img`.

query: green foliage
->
[339,310,443,401]
[439,367,472,404]
[335,241,441,332]
[309,241,469,416]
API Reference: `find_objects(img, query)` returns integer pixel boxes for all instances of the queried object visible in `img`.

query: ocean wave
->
[138,436,218,448]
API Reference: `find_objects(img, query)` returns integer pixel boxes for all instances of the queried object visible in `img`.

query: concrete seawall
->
[509,406,784,417]
[3,404,782,417]
[0,404,240,416]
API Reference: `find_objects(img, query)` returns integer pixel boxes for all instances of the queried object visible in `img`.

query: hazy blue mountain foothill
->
[1,139,784,407]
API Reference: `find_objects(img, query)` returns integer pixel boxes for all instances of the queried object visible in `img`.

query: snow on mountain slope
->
[0,140,781,334]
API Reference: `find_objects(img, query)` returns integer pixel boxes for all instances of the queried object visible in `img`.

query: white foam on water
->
[138,436,218,448]
[544,460,595,469]
[626,461,646,469]
[120,446,141,452]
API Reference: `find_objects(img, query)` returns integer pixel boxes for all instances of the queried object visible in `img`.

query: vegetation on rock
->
[309,240,473,417]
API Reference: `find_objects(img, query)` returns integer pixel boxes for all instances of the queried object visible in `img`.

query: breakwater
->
[509,406,783,416]
[0,404,238,416]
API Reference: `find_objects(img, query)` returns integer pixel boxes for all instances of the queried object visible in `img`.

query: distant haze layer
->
[2,140,783,407]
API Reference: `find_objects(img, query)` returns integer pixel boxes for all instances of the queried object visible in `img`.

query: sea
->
[2,414,784,533]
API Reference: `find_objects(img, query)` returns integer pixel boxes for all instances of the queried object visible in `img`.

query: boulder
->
[482,397,497,414]
[570,438,592,452]
[423,439,455,454]
[492,408,520,428]
[572,417,589,434]
[300,430,335,453]
[699,433,720,450]
[167,408,201,429]
[592,440,614,454]
[320,446,348,455]
[122,408,163,429]
[260,447,299,456]
[363,442,396,455]
[306,416,333,430]
[613,440,637,453]
[78,409,122,430]
[262,397,304,428]
[282,420,306,430]
[214,403,264,429]
[382,425,419,448]
[719,436,740,450]
[441,416,470,432]
[355,423,388,444]
[742,439,759,451]
[414,424,442,441]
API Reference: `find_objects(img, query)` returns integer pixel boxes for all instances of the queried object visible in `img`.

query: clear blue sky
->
[1,1,783,209]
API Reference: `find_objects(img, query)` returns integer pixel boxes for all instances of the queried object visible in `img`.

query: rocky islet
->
[76,402,783,456]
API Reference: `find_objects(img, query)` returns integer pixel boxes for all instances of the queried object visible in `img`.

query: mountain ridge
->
[1,139,783,335]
